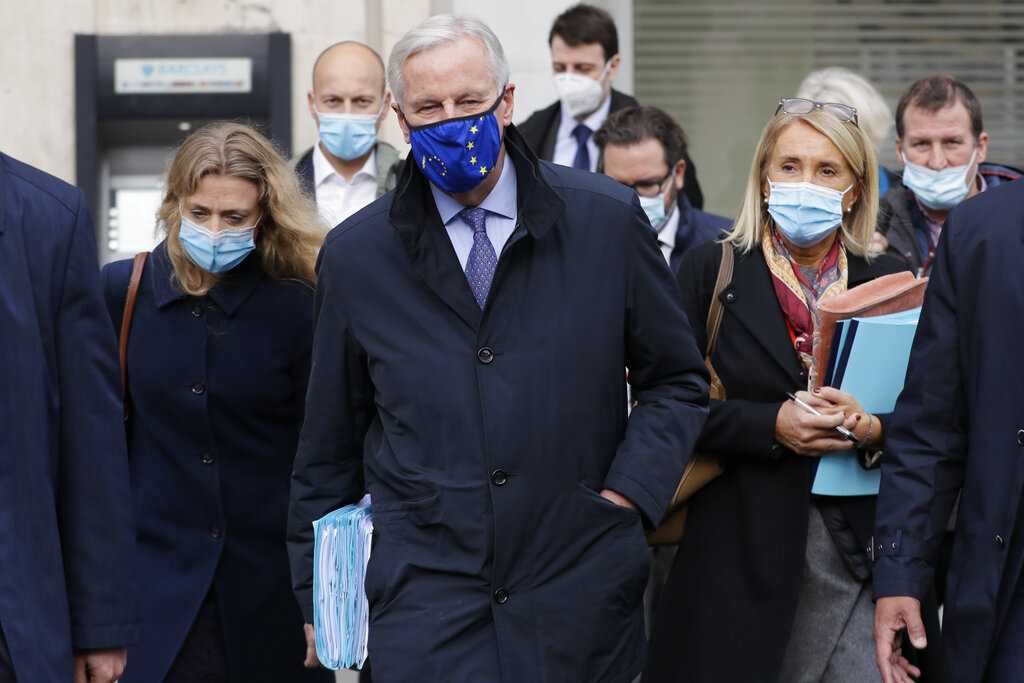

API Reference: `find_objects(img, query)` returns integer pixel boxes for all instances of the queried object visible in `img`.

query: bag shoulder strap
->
[120,252,149,417]
[704,242,734,357]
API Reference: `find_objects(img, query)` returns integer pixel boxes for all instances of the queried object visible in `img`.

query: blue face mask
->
[637,179,672,230]
[405,94,504,194]
[179,214,258,273]
[316,105,381,161]
[900,149,977,210]
[767,181,851,248]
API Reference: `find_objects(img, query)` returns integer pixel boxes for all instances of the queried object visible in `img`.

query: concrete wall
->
[1,0,634,186]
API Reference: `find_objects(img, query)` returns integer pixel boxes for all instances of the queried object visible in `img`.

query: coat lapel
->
[722,247,801,380]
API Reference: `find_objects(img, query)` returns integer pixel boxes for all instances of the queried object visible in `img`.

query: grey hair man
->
[288,12,709,682]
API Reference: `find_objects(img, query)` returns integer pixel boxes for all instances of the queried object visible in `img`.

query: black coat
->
[103,246,329,683]
[288,125,710,682]
[518,88,705,210]
[0,153,138,681]
[644,240,906,682]
[874,179,1024,682]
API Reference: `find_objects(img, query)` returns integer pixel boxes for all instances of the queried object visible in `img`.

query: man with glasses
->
[517,4,705,209]
[595,106,731,273]
[873,74,1021,277]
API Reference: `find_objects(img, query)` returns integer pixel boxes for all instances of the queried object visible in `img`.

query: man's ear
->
[393,101,411,145]
[377,92,393,129]
[672,159,687,190]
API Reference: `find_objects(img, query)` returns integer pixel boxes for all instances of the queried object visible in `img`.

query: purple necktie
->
[459,207,496,309]
[572,123,592,171]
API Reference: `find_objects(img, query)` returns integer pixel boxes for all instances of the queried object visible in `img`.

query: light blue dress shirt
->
[430,151,519,270]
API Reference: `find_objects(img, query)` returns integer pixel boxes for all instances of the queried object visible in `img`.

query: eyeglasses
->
[776,97,858,125]
[619,170,672,197]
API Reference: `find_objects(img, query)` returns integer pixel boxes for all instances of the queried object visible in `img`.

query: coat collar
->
[149,241,265,316]
[722,245,888,380]
[387,124,565,329]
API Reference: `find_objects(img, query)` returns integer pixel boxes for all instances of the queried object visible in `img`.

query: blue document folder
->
[812,308,921,496]
[312,494,373,670]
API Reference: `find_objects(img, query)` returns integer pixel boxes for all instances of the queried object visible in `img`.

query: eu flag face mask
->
[179,214,258,273]
[900,149,977,210]
[316,104,382,161]
[767,181,851,248]
[406,94,504,194]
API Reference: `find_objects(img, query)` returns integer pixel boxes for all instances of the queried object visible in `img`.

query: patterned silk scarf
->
[761,226,848,374]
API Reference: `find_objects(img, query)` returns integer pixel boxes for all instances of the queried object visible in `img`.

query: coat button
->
[1017,429,1024,446]
[491,469,508,486]
[191,301,204,317]
[210,524,223,539]
[201,451,215,465]
[997,535,1006,549]
[191,381,206,395]
[724,291,736,303]
[477,347,494,364]
[493,587,509,604]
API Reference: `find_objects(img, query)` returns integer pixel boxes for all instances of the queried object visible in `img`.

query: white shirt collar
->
[312,142,377,188]
[556,90,613,141]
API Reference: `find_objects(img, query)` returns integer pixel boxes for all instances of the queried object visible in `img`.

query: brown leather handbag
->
[119,251,149,420]
[646,242,733,546]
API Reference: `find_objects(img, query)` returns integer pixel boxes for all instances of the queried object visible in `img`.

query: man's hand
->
[870,231,889,254]
[303,623,320,668]
[600,489,636,509]
[874,596,926,683]
[72,647,126,683]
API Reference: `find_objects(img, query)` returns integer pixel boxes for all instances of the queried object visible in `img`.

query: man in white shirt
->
[294,41,401,228]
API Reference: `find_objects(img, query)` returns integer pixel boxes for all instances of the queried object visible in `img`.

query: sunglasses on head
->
[776,97,858,125]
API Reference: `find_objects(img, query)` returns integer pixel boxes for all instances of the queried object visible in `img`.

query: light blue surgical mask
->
[316,104,382,161]
[767,181,851,248]
[900,149,977,210]
[638,184,671,231]
[179,214,258,273]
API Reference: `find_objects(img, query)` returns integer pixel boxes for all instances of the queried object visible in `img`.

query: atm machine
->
[75,33,291,265]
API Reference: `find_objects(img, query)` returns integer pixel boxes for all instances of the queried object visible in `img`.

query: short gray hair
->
[796,67,892,149]
[387,14,510,111]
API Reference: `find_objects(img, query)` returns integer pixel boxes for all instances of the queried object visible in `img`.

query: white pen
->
[785,391,860,444]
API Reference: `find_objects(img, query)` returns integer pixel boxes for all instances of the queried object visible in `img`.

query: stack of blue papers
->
[312,494,373,670]
[812,308,921,496]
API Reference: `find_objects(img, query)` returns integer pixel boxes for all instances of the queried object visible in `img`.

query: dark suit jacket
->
[288,124,709,682]
[0,153,138,681]
[874,178,1024,682]
[103,246,330,683]
[667,193,733,273]
[645,240,907,682]
[518,88,705,209]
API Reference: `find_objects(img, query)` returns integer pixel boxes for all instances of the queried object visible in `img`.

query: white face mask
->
[553,61,612,119]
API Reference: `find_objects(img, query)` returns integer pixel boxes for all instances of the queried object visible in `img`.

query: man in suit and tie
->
[0,153,138,682]
[518,3,704,208]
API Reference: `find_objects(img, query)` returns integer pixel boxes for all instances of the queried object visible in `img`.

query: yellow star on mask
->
[479,166,488,175]
[421,154,426,169]
[469,125,479,134]
[470,156,477,164]
[466,141,475,150]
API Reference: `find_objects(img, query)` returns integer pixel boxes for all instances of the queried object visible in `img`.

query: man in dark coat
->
[288,14,709,683]
[517,3,704,208]
[595,106,731,273]
[873,75,1021,277]
[873,179,1024,682]
[0,153,138,682]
